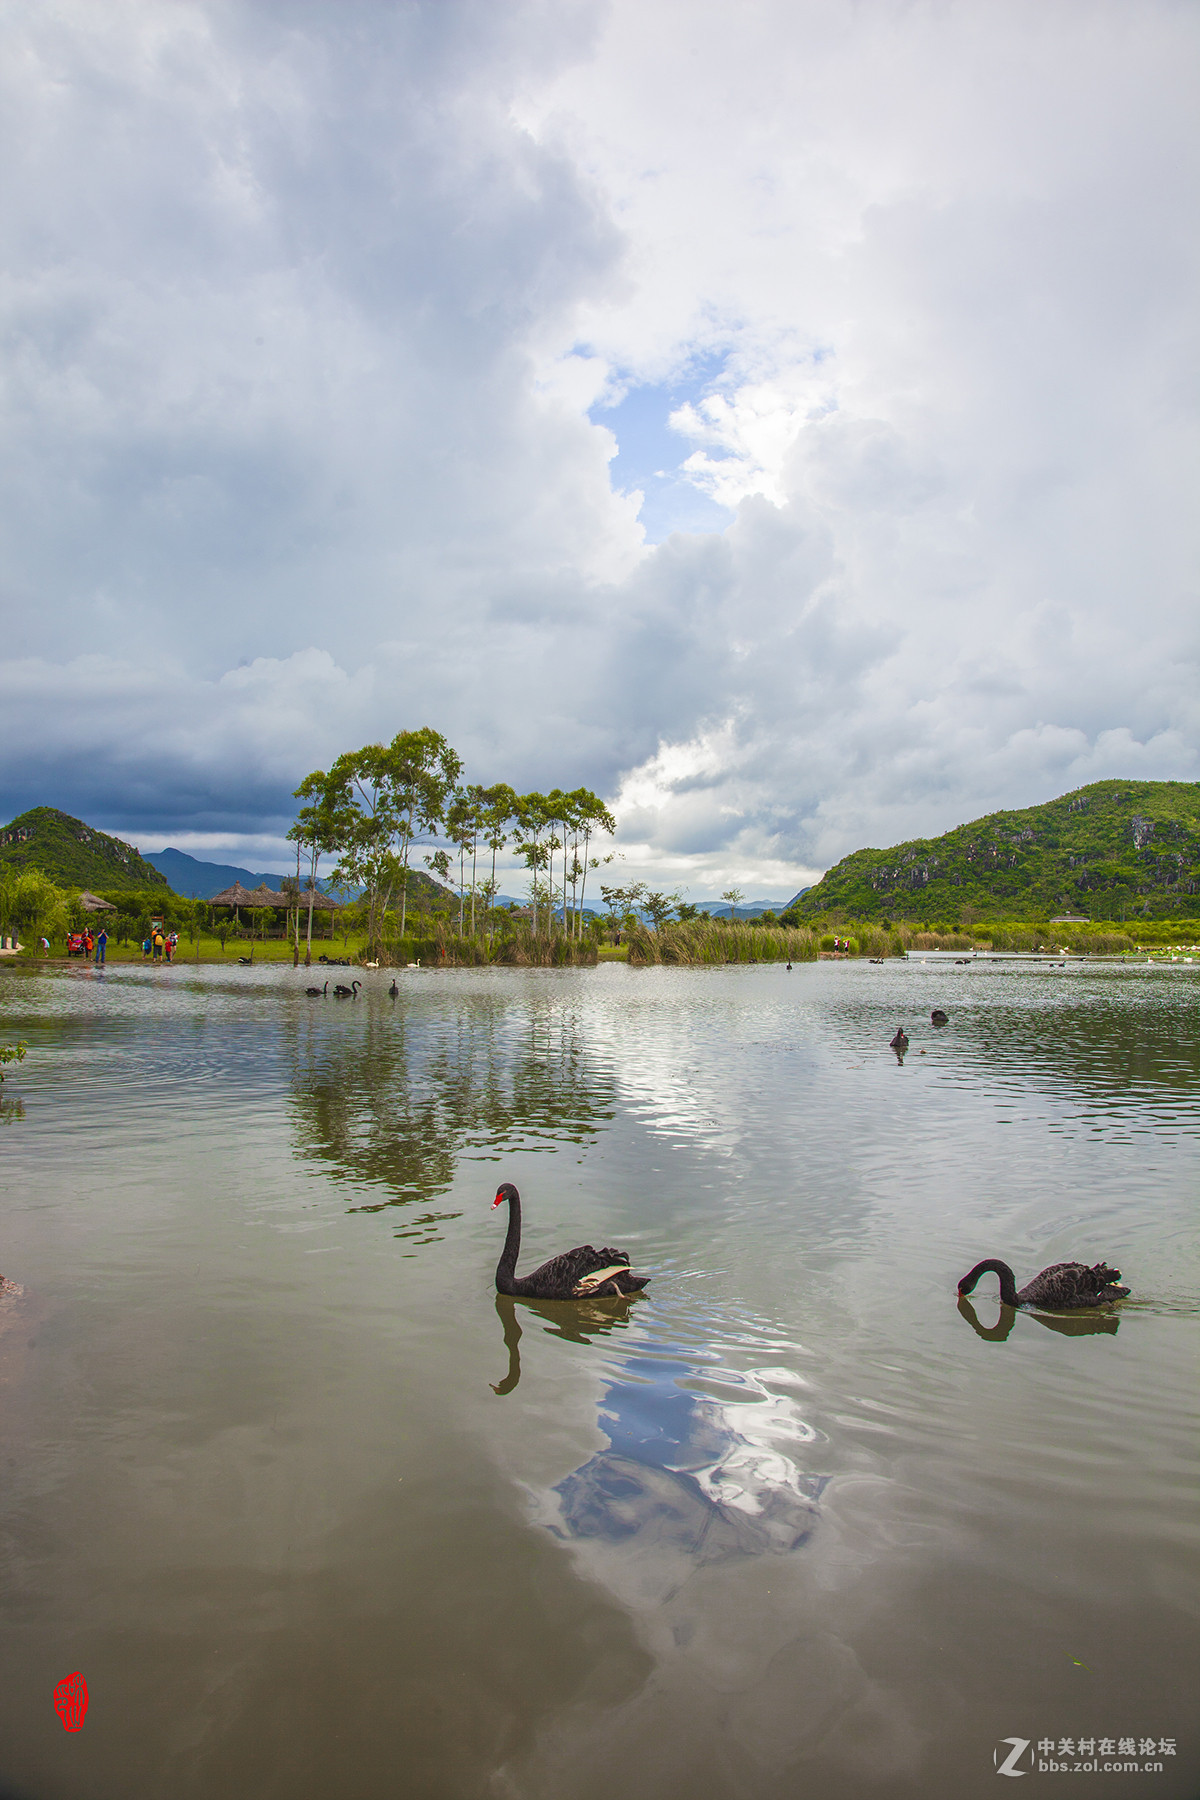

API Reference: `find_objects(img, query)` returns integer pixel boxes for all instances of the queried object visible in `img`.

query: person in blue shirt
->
[94,929,108,965]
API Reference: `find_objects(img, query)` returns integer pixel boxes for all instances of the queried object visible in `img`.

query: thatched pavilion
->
[208,881,341,937]
[208,882,259,912]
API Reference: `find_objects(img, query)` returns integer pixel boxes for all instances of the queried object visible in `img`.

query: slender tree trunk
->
[293,840,302,964]
[529,828,538,933]
[470,832,478,935]
[577,830,591,936]
[489,840,498,942]
[571,827,580,937]
[398,817,413,937]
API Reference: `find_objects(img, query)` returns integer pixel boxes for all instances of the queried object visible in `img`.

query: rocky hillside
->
[793,780,1200,921]
[0,807,169,893]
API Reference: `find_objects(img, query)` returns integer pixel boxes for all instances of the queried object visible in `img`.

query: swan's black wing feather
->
[517,1244,648,1301]
[1018,1261,1129,1308]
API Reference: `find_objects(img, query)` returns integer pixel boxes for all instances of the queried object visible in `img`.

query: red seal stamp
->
[53,1671,88,1731]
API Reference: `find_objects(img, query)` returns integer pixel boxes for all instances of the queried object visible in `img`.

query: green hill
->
[0,807,169,894]
[794,780,1200,922]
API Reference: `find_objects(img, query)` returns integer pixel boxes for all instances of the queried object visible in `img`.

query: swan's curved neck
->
[959,1259,1019,1306]
[495,1193,522,1295]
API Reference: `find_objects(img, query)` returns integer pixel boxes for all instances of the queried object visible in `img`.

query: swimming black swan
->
[333,980,361,999]
[492,1183,650,1300]
[305,982,328,997]
[957,1258,1129,1309]
[388,978,398,998]
[890,1026,908,1050]
[931,1008,948,1025]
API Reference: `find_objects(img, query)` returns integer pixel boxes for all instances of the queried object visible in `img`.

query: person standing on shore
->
[152,928,164,961]
[94,928,108,965]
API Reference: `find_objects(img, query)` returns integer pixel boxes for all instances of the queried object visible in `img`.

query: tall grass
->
[625,919,821,965]
[378,920,598,967]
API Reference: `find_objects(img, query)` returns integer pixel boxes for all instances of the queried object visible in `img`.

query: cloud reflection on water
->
[495,1296,829,1606]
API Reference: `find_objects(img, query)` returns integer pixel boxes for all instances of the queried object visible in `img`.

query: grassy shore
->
[7,915,1198,972]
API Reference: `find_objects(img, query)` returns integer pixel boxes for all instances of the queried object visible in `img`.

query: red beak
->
[492,1196,503,1208]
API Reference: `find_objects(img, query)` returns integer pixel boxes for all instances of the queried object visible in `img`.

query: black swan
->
[492,1183,650,1300]
[333,980,361,999]
[931,1008,948,1026]
[305,982,328,997]
[890,1026,908,1050]
[957,1258,1129,1310]
[388,978,398,998]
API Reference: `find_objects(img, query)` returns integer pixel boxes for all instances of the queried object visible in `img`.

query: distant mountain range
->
[0,813,818,918]
[792,780,1200,921]
[693,895,810,919]
[144,847,460,909]
[144,847,306,897]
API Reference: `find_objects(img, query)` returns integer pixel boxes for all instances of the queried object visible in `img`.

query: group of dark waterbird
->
[486,1183,1127,1313]
[287,970,1132,1317]
[879,1005,1129,1312]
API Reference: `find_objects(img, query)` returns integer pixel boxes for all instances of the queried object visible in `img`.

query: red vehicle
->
[67,933,89,957]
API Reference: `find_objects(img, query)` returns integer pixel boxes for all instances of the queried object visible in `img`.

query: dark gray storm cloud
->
[0,0,1196,886]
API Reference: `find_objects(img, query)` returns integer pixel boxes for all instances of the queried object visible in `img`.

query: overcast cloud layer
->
[1,0,1197,893]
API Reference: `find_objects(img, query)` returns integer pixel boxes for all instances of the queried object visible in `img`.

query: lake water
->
[1,958,1197,1799]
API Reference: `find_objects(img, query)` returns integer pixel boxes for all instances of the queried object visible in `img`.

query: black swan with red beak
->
[492,1183,650,1300]
[957,1258,1129,1309]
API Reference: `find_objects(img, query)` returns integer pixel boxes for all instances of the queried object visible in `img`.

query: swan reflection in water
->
[491,1292,634,1392]
[493,1296,828,1604]
[957,1294,1120,1341]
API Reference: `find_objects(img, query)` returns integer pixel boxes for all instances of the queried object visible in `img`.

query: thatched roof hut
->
[208,882,258,909]
[291,888,342,911]
[209,881,341,912]
[78,891,116,913]
[243,885,289,908]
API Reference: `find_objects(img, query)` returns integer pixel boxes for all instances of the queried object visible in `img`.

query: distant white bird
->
[365,959,380,970]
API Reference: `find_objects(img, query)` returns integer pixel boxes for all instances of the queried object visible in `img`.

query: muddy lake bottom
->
[1,958,1197,1799]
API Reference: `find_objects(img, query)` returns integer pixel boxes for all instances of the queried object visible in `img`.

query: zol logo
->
[53,1672,88,1731]
[994,1737,1032,1777]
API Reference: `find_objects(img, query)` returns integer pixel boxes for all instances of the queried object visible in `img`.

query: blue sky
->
[591,359,734,543]
[0,0,1196,896]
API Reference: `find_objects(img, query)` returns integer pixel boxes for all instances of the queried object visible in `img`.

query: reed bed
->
[377,922,598,967]
[625,920,822,965]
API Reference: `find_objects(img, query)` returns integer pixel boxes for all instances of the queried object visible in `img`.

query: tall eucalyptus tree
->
[326,728,462,950]
[569,790,616,936]
[514,792,549,931]
[481,784,516,939]
[290,768,352,967]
